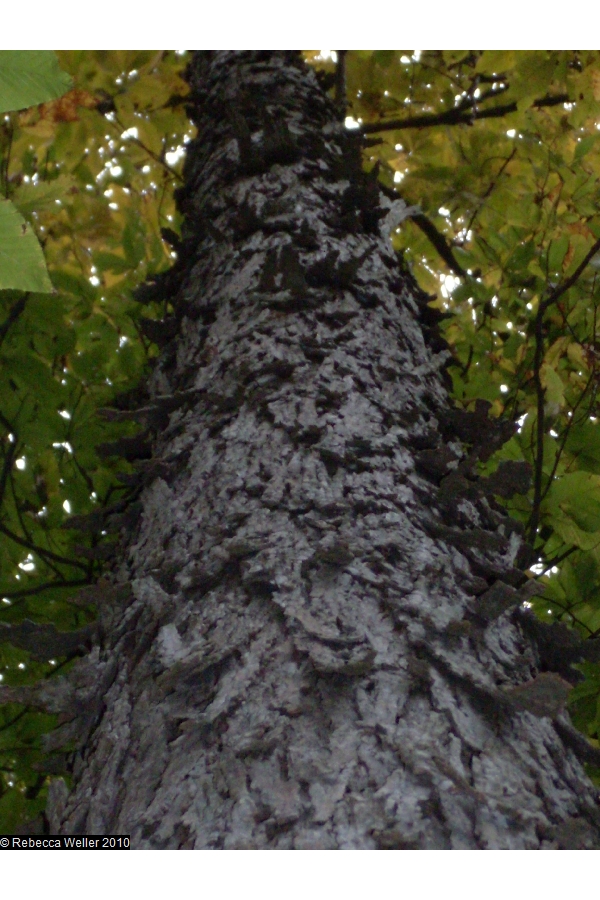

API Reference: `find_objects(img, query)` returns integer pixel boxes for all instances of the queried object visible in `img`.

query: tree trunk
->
[46,51,600,849]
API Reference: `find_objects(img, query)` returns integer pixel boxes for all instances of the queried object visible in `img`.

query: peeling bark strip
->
[46,52,600,849]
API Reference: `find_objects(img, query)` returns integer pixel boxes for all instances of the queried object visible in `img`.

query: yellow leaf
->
[545,337,569,367]
[540,362,565,409]
[475,51,515,75]
[19,118,56,140]
[567,342,586,368]
[591,69,600,101]
[551,516,600,551]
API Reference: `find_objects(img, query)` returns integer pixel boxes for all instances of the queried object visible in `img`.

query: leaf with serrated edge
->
[0,51,72,114]
[0,199,53,292]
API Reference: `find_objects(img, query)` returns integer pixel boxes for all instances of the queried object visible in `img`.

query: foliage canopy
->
[2,49,600,830]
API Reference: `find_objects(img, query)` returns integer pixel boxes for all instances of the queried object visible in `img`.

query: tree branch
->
[377,180,467,278]
[109,113,184,183]
[412,213,467,278]
[0,523,89,573]
[540,237,600,316]
[335,51,347,120]
[0,577,92,605]
[0,295,27,351]
[541,367,596,503]
[0,436,17,514]
[529,334,552,546]
[538,544,578,574]
[360,92,570,134]
[528,236,600,545]
[0,708,27,733]
[463,148,517,239]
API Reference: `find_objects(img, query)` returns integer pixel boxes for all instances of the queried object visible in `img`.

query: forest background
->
[3,47,600,833]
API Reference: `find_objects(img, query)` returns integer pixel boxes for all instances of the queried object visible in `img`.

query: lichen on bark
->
[46,51,600,849]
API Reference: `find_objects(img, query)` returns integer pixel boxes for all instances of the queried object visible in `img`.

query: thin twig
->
[0,295,28,352]
[528,236,600,545]
[0,709,27,733]
[539,545,578,573]
[540,236,600,316]
[0,118,14,197]
[541,368,596,503]
[0,436,17,513]
[0,577,92,606]
[0,523,89,573]
[463,148,516,240]
[109,113,184,183]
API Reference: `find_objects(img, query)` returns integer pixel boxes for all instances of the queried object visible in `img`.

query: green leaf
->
[0,51,72,114]
[545,471,600,507]
[122,216,146,267]
[566,422,600,474]
[0,199,53,292]
[547,235,570,272]
[574,134,599,162]
[475,51,515,75]
[373,51,396,69]
[550,516,600,552]
[12,175,75,219]
[540,363,565,410]
[93,251,131,275]
[506,240,536,271]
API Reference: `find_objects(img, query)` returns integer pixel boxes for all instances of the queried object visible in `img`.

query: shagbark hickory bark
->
[47,51,600,848]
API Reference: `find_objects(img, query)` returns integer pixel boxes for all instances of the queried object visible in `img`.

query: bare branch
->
[360,93,570,134]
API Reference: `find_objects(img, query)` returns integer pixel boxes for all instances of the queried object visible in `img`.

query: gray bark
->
[46,51,600,849]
